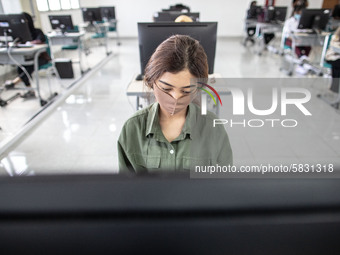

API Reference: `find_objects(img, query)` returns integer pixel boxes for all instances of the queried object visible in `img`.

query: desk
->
[79,22,111,55]
[126,73,229,115]
[255,22,284,55]
[107,19,121,45]
[0,44,51,106]
[47,31,89,74]
[243,19,257,45]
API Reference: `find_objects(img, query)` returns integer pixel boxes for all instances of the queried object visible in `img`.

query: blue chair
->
[61,25,79,51]
[39,36,62,96]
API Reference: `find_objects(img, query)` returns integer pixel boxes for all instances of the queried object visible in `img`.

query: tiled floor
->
[0,36,339,176]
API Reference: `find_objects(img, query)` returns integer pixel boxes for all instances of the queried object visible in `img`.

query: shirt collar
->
[145,102,197,140]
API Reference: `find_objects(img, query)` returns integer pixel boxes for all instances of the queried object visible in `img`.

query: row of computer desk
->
[247,19,340,107]
[247,19,336,73]
[0,21,116,106]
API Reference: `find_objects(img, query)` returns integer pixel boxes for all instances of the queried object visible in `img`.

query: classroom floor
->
[0,36,339,176]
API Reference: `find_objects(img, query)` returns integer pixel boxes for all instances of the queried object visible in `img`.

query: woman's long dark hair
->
[22,12,37,39]
[144,35,208,89]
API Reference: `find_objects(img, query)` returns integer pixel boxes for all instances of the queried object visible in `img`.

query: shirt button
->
[170,149,174,154]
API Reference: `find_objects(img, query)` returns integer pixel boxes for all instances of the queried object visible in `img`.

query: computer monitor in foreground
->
[137,22,217,76]
[298,8,331,31]
[100,6,116,20]
[265,6,287,23]
[81,7,102,23]
[154,11,200,22]
[0,14,32,43]
[0,174,340,254]
[48,15,74,33]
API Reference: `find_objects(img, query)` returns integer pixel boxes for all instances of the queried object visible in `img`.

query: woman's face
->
[155,69,197,99]
[153,69,198,115]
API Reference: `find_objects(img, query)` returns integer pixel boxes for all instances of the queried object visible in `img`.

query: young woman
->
[4,12,50,98]
[283,5,311,59]
[118,35,232,172]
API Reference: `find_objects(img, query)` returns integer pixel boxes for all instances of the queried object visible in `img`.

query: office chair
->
[61,25,79,51]
[0,37,59,107]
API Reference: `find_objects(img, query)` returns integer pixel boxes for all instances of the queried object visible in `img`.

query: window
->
[36,0,79,11]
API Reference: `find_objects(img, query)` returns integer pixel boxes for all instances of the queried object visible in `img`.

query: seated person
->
[332,1,340,20]
[170,3,190,12]
[247,1,258,20]
[245,1,258,44]
[118,35,233,172]
[174,15,193,22]
[325,26,340,93]
[292,0,308,8]
[4,12,50,98]
[283,5,311,59]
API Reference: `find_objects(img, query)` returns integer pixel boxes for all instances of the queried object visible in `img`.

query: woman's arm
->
[30,29,46,45]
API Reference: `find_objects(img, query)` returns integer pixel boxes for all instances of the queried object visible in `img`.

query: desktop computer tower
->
[55,59,74,79]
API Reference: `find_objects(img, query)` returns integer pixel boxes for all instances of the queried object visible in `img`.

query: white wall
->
[1,0,22,14]
[27,0,324,37]
[39,9,83,33]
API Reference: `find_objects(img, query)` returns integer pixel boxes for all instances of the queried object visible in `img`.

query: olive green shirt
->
[118,102,233,173]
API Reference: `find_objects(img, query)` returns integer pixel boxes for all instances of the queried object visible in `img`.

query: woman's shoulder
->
[122,103,156,127]
[190,103,219,121]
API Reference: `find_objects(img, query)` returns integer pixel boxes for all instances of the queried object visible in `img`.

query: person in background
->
[245,1,258,44]
[292,0,308,8]
[247,1,258,19]
[283,5,311,74]
[175,15,193,22]
[118,35,232,172]
[283,5,311,57]
[291,0,308,17]
[3,12,50,98]
[325,26,340,93]
[333,1,340,20]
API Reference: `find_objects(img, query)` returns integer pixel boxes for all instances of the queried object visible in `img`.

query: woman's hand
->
[30,39,43,45]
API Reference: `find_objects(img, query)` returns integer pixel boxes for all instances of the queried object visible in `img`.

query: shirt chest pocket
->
[133,154,161,171]
[183,157,212,170]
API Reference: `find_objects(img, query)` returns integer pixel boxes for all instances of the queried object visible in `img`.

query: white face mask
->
[294,14,301,20]
[153,83,197,115]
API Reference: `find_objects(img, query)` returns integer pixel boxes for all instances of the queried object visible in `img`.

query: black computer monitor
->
[154,11,200,22]
[137,22,217,76]
[298,8,331,31]
[0,14,32,43]
[169,3,191,12]
[1,174,340,254]
[100,6,115,20]
[81,7,102,23]
[48,15,74,33]
[265,6,287,22]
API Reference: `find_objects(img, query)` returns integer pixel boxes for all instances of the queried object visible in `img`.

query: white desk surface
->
[47,31,85,38]
[292,31,329,37]
[0,44,47,55]
[331,45,340,53]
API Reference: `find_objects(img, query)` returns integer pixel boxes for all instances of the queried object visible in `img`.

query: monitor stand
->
[135,74,144,81]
